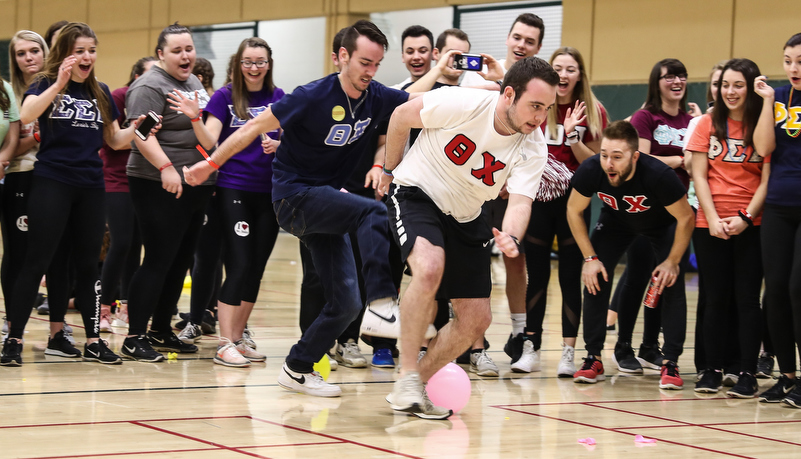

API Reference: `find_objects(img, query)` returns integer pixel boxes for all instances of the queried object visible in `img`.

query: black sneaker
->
[504,332,525,363]
[201,310,217,335]
[455,348,470,364]
[1,338,23,366]
[121,335,165,362]
[83,340,122,364]
[612,341,643,373]
[694,369,722,393]
[758,375,796,403]
[756,353,775,379]
[147,331,198,353]
[637,343,664,370]
[727,371,758,398]
[44,330,82,358]
[782,384,801,408]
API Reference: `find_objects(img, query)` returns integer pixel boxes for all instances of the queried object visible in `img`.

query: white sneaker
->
[469,350,499,377]
[511,340,541,373]
[235,339,266,362]
[214,339,251,368]
[177,323,202,344]
[557,343,576,377]
[336,339,367,368]
[386,372,452,420]
[278,362,341,397]
[327,352,338,371]
[242,328,257,350]
[360,297,401,338]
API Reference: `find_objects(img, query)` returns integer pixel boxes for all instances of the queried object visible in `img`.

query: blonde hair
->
[8,30,49,101]
[546,47,604,140]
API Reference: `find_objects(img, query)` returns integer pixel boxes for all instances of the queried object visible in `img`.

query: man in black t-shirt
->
[566,120,694,391]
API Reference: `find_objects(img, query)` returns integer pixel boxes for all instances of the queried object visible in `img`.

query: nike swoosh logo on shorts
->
[482,240,492,247]
[285,368,305,385]
[368,308,397,323]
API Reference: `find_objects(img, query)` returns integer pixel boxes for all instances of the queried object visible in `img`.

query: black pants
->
[761,204,801,373]
[693,226,762,373]
[1,171,33,308]
[127,177,213,336]
[582,214,686,361]
[217,187,280,305]
[8,176,104,339]
[100,191,141,305]
[610,235,662,346]
[523,194,583,349]
[189,192,222,325]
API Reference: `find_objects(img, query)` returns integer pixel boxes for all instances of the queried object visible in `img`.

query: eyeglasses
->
[241,60,268,68]
[660,73,687,83]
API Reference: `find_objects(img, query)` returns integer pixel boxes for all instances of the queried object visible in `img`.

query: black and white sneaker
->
[694,369,722,393]
[727,372,758,398]
[277,362,341,397]
[782,384,801,408]
[758,375,795,403]
[121,335,165,362]
[613,341,643,374]
[504,332,525,364]
[756,353,775,379]
[1,338,23,366]
[147,331,198,353]
[83,340,122,364]
[637,343,664,370]
[44,330,82,358]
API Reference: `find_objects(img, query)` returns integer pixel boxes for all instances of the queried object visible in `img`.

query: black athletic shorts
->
[387,184,492,299]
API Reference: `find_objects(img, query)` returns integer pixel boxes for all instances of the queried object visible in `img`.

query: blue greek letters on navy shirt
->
[767,84,801,206]
[269,73,409,201]
[571,153,687,233]
[25,78,119,188]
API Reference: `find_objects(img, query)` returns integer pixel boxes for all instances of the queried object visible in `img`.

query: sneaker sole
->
[755,372,773,379]
[659,383,684,390]
[557,369,576,378]
[372,362,396,368]
[470,365,499,377]
[277,380,341,397]
[781,398,801,408]
[694,387,720,393]
[0,359,22,366]
[573,375,604,383]
[214,356,251,368]
[82,356,122,365]
[336,358,368,368]
[121,352,164,363]
[44,349,81,358]
[151,346,198,353]
[637,357,662,370]
[726,390,756,399]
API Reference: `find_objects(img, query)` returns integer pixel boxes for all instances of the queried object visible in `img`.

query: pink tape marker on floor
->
[634,435,656,443]
[578,438,596,445]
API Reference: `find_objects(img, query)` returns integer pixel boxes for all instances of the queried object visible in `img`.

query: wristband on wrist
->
[191,110,203,122]
[33,132,41,143]
[496,80,504,88]
[158,161,173,172]
[383,166,393,176]
[584,255,599,262]
[372,164,383,169]
[195,145,220,170]
[738,209,754,227]
[509,235,521,247]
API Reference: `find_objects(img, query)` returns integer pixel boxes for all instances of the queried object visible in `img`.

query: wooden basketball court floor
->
[0,231,798,458]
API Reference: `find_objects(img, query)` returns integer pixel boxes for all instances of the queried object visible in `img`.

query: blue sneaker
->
[372,348,395,368]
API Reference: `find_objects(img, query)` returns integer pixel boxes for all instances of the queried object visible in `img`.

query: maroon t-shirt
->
[541,102,608,172]
[99,86,131,193]
[630,108,693,190]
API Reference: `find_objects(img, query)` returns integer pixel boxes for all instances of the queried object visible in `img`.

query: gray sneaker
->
[177,323,202,344]
[335,339,367,368]
[469,350,499,377]
[386,372,452,420]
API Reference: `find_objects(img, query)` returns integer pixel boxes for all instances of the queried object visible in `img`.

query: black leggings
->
[694,227,762,373]
[217,187,280,305]
[610,235,662,346]
[524,194,584,349]
[761,204,801,374]
[1,171,33,307]
[7,176,105,339]
[127,177,213,336]
[100,192,141,305]
[189,193,222,325]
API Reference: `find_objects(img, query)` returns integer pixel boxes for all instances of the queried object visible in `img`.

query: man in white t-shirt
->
[461,12,545,89]
[378,57,558,419]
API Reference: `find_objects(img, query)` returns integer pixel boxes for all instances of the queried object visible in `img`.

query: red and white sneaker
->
[573,356,605,384]
[659,361,684,390]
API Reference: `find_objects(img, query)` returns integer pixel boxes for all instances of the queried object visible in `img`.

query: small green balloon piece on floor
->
[314,354,331,380]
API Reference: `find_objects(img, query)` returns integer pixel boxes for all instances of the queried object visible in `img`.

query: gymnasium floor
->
[0,231,797,458]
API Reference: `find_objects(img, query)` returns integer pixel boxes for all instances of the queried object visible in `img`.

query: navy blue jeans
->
[274,186,397,373]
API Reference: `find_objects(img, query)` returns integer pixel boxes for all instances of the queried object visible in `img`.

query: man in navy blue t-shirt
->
[185,20,416,398]
[566,120,694,391]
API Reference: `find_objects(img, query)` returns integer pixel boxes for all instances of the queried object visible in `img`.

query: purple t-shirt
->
[204,84,285,193]
[630,109,693,190]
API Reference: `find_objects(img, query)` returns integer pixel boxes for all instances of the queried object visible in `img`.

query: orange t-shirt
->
[686,114,766,228]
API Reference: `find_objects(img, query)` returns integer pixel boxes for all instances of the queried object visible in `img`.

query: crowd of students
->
[0,15,800,414]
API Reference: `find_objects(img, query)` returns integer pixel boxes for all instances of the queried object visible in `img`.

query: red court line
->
[248,415,424,459]
[495,405,757,458]
[131,421,267,458]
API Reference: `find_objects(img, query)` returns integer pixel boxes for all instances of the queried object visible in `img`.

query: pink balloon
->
[426,362,472,413]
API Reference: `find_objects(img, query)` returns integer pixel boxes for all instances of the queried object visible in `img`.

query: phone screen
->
[135,111,159,141]
[453,54,483,71]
